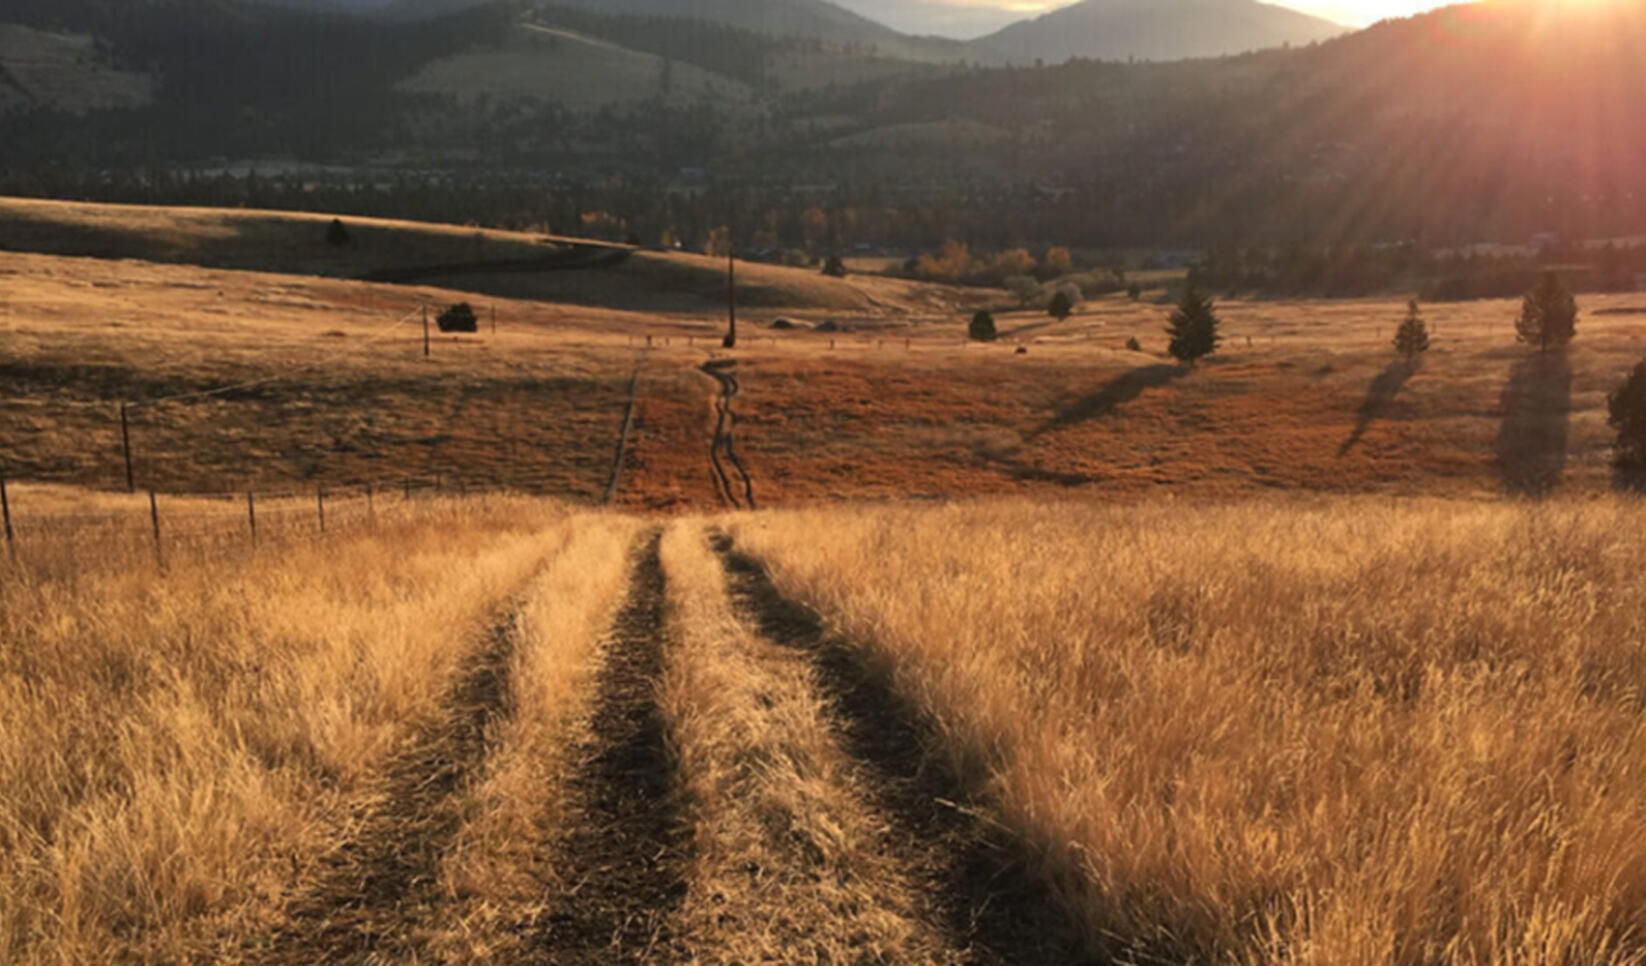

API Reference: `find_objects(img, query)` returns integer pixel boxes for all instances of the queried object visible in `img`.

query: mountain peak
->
[975,0,1346,63]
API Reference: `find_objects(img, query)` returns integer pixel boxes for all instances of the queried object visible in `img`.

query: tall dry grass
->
[428,512,642,963]
[731,498,1646,965]
[657,522,953,963]
[0,492,562,963]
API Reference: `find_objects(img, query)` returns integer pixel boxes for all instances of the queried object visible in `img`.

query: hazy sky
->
[831,0,1457,38]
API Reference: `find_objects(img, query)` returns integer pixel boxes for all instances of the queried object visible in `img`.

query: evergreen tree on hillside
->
[969,310,997,342]
[1166,285,1220,365]
[1516,271,1578,352]
[1609,362,1646,471]
[1394,299,1430,360]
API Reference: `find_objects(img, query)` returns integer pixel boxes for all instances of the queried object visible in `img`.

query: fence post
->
[246,491,257,548]
[366,481,375,525]
[148,490,163,573]
[1,472,14,562]
[119,403,135,493]
[423,306,431,358]
[491,305,497,337]
[316,486,326,533]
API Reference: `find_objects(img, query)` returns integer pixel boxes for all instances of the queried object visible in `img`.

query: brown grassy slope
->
[0,197,958,314]
[5,247,1646,506]
[0,494,562,963]
[729,498,1646,965]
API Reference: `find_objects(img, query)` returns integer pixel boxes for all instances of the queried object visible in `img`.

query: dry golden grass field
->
[6,199,1646,964]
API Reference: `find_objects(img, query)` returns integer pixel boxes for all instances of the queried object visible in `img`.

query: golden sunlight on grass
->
[728,497,1646,965]
[658,522,952,963]
[0,495,562,962]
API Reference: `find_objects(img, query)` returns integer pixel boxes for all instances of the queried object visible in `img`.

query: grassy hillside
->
[0,198,957,314]
[3,223,1644,507]
[398,23,756,110]
[0,23,152,114]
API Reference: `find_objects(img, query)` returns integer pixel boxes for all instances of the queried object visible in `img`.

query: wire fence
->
[0,473,530,579]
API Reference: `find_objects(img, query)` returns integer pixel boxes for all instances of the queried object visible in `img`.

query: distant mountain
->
[365,0,969,59]
[972,0,1345,64]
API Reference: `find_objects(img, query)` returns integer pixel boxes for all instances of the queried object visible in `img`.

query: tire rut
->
[701,360,756,511]
[534,529,688,963]
[711,533,1098,966]
[250,604,523,965]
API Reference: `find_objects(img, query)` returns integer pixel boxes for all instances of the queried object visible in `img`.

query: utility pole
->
[723,231,738,350]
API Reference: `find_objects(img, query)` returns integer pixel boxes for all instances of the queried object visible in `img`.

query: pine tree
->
[1515,271,1578,352]
[1609,362,1646,469]
[1166,285,1220,365]
[1394,299,1430,360]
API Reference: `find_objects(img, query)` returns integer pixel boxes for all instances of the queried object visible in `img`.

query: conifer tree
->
[1394,299,1430,360]
[969,310,997,342]
[1516,271,1577,352]
[1608,362,1646,470]
[1166,285,1220,365]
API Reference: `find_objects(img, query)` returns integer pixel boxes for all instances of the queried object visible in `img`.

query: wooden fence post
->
[246,492,257,547]
[119,403,135,493]
[316,486,326,533]
[148,490,163,573]
[366,481,375,525]
[491,305,497,337]
[423,306,431,358]
[1,472,14,561]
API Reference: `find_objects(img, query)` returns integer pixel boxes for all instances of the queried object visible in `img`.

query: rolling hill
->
[971,0,1346,64]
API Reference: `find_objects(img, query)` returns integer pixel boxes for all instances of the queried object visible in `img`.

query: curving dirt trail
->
[700,360,756,511]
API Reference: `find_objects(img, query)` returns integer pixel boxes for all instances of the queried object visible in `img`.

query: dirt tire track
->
[250,604,524,965]
[534,530,688,963]
[711,534,1096,966]
[700,361,756,511]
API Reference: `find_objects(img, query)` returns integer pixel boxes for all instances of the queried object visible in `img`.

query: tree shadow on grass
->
[1338,358,1419,457]
[1613,463,1646,494]
[1496,349,1572,497]
[1031,364,1187,440]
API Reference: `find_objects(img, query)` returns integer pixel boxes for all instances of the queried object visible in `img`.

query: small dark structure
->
[437,302,479,333]
[969,310,997,342]
[822,255,848,278]
[325,218,351,247]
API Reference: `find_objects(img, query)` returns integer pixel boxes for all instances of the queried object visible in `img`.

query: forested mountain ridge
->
[2,0,1643,250]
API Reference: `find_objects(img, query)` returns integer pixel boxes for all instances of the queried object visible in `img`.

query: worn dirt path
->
[533,530,688,963]
[711,533,1096,966]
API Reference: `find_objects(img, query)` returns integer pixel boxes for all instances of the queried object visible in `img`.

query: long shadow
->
[1614,463,1646,494]
[712,535,1101,966]
[1338,358,1419,457]
[1496,349,1572,497]
[253,606,521,963]
[1031,364,1187,439]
